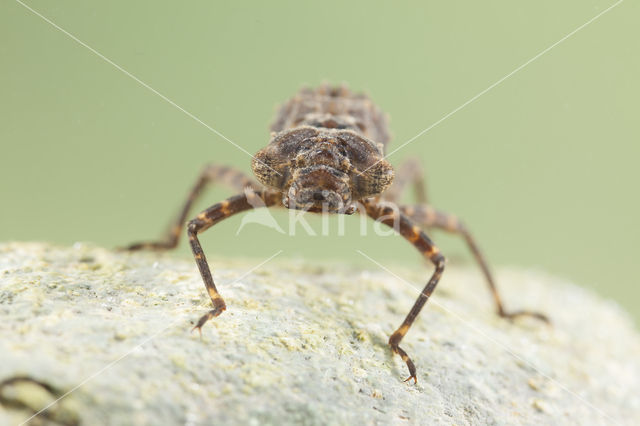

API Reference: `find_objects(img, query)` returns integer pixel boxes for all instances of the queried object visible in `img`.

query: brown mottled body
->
[124,83,547,383]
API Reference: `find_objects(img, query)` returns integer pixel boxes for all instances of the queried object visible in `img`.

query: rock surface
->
[0,242,638,425]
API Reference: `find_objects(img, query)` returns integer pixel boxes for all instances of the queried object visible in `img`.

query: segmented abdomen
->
[270,84,390,151]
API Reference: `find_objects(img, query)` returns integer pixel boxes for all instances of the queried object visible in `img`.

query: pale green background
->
[1,1,638,322]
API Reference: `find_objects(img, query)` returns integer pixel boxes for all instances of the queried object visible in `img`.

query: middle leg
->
[124,164,260,251]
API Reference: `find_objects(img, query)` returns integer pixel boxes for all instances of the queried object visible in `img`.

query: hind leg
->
[383,158,428,204]
[123,165,260,251]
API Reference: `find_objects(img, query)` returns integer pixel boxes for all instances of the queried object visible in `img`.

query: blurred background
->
[1,1,638,322]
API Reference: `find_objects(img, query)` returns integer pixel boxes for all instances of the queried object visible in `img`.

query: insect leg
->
[364,200,445,383]
[188,190,281,333]
[399,204,549,322]
[124,164,260,251]
[382,158,428,204]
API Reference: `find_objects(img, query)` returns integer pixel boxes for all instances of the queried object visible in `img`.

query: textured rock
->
[0,242,638,425]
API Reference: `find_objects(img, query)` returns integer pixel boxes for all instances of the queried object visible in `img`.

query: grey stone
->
[0,242,638,425]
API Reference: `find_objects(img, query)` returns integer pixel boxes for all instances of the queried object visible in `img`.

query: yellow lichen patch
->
[241,298,261,310]
[527,377,543,391]
[298,328,324,349]
[113,331,127,341]
[351,366,367,378]
[169,354,186,369]
[531,398,550,413]
[239,362,281,390]
[352,329,368,342]
[276,335,304,351]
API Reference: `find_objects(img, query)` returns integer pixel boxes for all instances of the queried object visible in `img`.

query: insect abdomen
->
[270,84,390,151]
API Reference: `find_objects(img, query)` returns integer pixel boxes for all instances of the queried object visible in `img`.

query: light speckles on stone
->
[0,242,639,425]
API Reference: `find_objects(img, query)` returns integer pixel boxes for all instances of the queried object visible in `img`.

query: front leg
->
[187,189,281,333]
[363,199,446,383]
